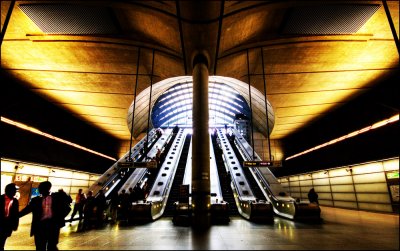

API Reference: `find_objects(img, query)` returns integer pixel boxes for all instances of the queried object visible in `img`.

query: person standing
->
[70,189,86,222]
[94,190,106,227]
[19,181,68,251]
[0,183,19,251]
[308,188,319,204]
[82,191,95,230]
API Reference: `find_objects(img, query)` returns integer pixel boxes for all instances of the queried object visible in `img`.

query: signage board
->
[243,161,282,168]
[386,171,399,179]
[118,161,157,168]
[118,162,134,168]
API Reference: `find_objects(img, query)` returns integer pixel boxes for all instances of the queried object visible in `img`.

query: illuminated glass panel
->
[355,183,388,193]
[352,162,384,174]
[356,193,391,203]
[0,160,17,172]
[332,193,357,201]
[312,178,330,186]
[331,184,355,192]
[71,179,90,186]
[48,177,71,186]
[151,82,251,128]
[329,176,353,185]
[334,201,357,209]
[358,203,392,212]
[313,185,331,192]
[328,168,349,177]
[299,180,313,186]
[352,173,386,183]
[319,200,334,206]
[288,187,301,192]
[318,193,333,200]
[383,159,399,171]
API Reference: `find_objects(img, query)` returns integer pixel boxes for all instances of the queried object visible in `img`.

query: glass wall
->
[278,157,399,213]
[1,158,101,209]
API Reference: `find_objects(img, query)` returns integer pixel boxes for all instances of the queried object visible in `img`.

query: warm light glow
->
[286,114,399,160]
[1,116,117,161]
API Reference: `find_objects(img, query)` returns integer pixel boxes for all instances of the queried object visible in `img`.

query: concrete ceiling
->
[1,1,399,144]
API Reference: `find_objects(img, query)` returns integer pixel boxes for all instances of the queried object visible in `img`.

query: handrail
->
[88,128,157,196]
[232,129,308,220]
[132,128,187,220]
[216,128,256,219]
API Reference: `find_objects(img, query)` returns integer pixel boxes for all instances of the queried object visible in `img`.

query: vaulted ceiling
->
[1,1,399,145]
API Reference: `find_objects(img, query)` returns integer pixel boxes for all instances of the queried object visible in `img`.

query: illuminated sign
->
[243,161,272,167]
[243,161,283,168]
[118,162,133,167]
[386,171,399,179]
[118,161,157,168]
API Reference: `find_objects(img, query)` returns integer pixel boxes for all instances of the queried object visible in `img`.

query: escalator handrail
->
[232,129,295,204]
[89,129,157,196]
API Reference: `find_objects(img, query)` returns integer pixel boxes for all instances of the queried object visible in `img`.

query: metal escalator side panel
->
[88,128,157,196]
[209,134,230,223]
[232,128,290,200]
[216,128,255,220]
[209,135,223,203]
[117,128,173,195]
[146,129,188,220]
[232,128,321,221]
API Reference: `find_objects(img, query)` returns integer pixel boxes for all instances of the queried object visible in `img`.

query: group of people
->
[1,181,108,251]
[1,181,72,251]
[109,185,145,222]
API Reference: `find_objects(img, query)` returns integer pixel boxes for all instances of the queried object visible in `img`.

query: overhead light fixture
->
[1,116,117,161]
[285,114,399,161]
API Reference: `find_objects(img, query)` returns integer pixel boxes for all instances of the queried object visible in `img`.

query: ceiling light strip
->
[285,114,399,161]
[1,116,117,161]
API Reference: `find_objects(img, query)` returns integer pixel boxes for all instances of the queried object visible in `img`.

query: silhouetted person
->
[83,191,95,230]
[118,190,130,221]
[57,189,72,205]
[0,183,19,251]
[128,187,137,203]
[19,181,69,251]
[109,192,119,223]
[173,124,179,134]
[70,188,86,222]
[95,190,106,227]
[308,188,319,204]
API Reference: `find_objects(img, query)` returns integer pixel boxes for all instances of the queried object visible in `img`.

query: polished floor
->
[5,206,399,250]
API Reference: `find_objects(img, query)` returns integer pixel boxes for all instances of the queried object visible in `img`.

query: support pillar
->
[191,53,210,230]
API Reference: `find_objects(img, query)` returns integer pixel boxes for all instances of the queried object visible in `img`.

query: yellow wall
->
[278,157,399,213]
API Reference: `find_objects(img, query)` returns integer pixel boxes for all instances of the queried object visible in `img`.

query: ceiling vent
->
[281,4,380,35]
[19,4,119,35]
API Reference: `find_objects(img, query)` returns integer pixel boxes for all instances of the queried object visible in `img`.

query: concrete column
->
[191,54,210,230]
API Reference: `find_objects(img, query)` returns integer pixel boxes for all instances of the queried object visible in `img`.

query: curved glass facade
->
[151,81,251,128]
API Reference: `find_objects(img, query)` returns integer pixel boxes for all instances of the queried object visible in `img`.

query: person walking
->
[70,189,86,222]
[0,183,19,251]
[19,181,69,251]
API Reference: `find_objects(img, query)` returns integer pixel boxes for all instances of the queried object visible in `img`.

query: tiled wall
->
[278,158,399,213]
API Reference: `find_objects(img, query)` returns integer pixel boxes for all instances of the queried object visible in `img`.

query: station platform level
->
[5,206,399,250]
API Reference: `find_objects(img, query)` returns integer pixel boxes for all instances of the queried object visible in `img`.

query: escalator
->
[88,128,159,199]
[129,129,188,222]
[164,134,192,217]
[140,130,179,199]
[211,134,238,216]
[104,132,162,200]
[232,128,321,221]
[229,136,267,201]
[215,128,274,223]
